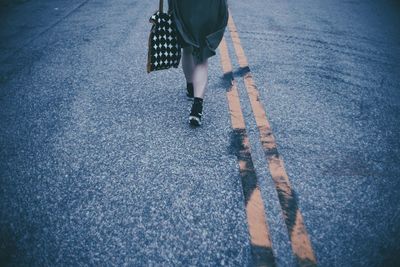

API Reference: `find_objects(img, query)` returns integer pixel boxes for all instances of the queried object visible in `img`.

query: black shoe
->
[189,98,203,126]
[186,83,194,100]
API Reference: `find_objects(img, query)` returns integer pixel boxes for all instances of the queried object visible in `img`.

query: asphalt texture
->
[1,0,399,266]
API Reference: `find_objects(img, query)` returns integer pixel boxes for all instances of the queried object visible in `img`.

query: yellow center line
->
[219,37,276,267]
[225,12,318,267]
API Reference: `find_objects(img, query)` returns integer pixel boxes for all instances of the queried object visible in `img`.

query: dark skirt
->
[168,0,229,62]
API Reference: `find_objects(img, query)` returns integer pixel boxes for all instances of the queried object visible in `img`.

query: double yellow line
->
[219,13,318,267]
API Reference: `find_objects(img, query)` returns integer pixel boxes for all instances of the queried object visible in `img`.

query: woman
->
[168,0,229,126]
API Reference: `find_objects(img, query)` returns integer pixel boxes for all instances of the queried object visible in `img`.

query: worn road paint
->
[220,37,276,267]
[226,13,318,267]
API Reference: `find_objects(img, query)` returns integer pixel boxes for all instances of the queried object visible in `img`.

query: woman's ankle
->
[194,97,203,104]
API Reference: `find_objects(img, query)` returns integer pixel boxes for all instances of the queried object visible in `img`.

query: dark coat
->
[168,0,229,62]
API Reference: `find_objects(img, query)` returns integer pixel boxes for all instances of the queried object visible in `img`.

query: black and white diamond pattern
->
[147,11,181,73]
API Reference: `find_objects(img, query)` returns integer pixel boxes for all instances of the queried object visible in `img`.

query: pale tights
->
[181,46,208,99]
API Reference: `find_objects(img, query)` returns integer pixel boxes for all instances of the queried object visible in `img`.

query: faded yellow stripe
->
[219,37,276,266]
[219,37,246,130]
[227,12,318,266]
[227,16,248,68]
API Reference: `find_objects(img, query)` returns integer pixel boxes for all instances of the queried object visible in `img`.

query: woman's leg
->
[189,58,208,126]
[182,46,195,83]
[192,59,208,99]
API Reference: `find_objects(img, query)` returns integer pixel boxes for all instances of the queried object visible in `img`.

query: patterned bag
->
[147,0,181,73]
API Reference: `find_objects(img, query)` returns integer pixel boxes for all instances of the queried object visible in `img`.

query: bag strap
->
[159,0,163,13]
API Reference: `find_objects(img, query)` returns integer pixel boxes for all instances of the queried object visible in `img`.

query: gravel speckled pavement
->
[1,0,399,266]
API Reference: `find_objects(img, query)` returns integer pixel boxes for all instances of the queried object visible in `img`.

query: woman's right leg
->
[189,58,208,126]
[192,59,208,99]
[182,47,208,126]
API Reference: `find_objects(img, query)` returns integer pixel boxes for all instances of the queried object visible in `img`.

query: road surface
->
[1,0,399,266]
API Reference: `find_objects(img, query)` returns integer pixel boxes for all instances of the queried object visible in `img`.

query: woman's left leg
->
[182,46,195,83]
[182,47,195,98]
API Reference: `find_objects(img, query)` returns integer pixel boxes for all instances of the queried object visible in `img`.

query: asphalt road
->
[1,0,399,266]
